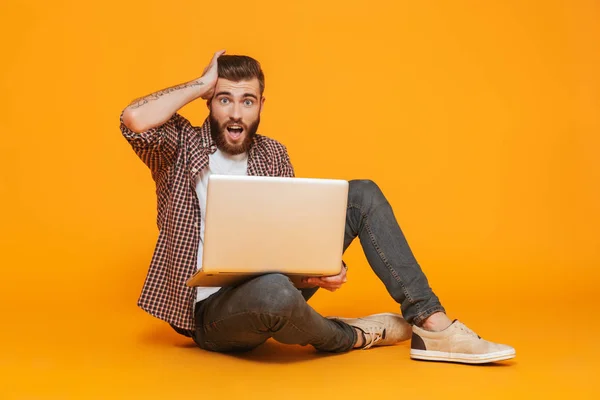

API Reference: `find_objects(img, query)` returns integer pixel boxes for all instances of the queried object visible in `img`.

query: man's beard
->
[209,113,260,155]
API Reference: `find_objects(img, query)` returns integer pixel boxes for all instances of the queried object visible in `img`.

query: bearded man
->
[120,50,515,363]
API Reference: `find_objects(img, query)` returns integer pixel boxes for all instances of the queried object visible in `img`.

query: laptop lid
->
[202,175,348,276]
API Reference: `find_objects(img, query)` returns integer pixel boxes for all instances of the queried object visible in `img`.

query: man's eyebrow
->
[214,91,258,100]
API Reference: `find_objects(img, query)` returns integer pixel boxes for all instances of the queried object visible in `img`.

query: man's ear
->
[259,96,266,113]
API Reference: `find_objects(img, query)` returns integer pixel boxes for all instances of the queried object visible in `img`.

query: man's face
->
[208,77,264,155]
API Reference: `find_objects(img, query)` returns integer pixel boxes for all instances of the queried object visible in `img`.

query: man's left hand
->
[300,262,347,292]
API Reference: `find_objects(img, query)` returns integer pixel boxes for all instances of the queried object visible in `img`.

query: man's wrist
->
[189,77,215,99]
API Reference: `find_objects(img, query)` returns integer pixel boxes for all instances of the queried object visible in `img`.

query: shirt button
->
[194,222,198,228]
[191,167,198,173]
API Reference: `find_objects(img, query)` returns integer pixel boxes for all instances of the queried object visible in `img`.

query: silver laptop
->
[186,175,349,287]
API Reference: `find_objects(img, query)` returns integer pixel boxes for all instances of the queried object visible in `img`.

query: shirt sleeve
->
[278,144,295,178]
[119,110,189,173]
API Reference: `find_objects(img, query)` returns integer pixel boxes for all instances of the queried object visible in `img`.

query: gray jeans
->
[192,179,445,353]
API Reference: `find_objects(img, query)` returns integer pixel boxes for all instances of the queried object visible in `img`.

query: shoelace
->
[360,327,385,350]
[456,322,481,339]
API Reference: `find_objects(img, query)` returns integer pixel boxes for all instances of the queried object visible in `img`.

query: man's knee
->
[348,179,386,205]
[244,273,305,316]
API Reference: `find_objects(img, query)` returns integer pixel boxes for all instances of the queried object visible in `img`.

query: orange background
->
[1,0,599,398]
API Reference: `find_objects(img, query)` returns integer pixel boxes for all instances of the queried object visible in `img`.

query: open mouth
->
[226,125,244,140]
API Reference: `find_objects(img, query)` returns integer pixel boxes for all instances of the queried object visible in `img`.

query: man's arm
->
[121,50,225,133]
[278,144,295,178]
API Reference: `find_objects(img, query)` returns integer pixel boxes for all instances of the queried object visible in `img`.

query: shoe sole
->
[410,348,516,364]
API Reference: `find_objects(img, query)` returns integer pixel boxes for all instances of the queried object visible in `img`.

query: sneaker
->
[411,320,516,364]
[330,313,412,349]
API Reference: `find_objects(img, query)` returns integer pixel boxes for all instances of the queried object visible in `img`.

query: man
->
[120,50,515,363]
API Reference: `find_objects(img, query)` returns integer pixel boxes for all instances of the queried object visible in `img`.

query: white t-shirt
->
[195,148,248,302]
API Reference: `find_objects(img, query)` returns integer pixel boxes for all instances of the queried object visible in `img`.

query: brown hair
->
[217,55,265,95]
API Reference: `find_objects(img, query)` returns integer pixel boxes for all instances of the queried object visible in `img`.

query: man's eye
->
[244,99,254,106]
[220,98,230,104]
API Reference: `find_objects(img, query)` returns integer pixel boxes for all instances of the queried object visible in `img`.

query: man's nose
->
[230,103,242,120]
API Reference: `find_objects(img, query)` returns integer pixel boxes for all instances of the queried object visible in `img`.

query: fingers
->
[319,275,346,283]
[212,49,226,63]
[306,271,346,283]
[202,50,226,76]
[304,277,329,285]
[304,276,345,289]
[321,284,343,292]
[305,279,342,291]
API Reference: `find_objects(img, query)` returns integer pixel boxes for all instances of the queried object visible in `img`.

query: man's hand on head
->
[199,49,226,100]
[300,262,348,292]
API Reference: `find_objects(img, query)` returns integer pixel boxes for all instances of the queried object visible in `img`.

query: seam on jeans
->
[348,202,438,322]
[276,315,352,352]
[364,219,415,305]
[204,310,316,338]
[201,280,298,330]
[255,310,330,340]
[204,310,349,352]
[202,310,266,331]
[412,305,446,326]
[348,202,415,305]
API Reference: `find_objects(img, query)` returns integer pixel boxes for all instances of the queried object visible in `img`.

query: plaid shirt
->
[120,111,295,330]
